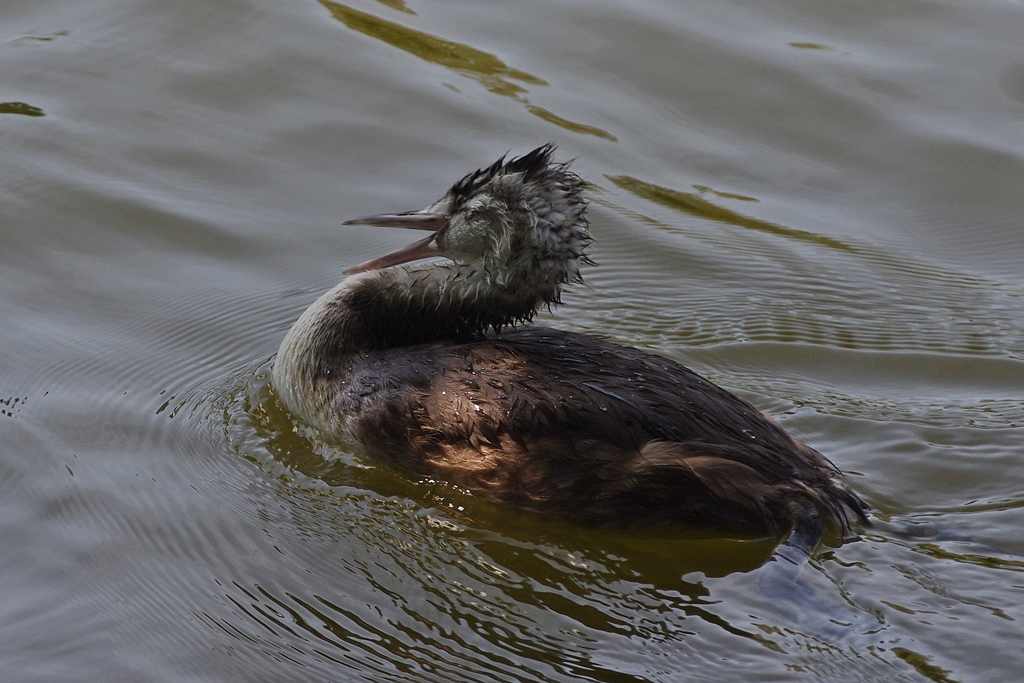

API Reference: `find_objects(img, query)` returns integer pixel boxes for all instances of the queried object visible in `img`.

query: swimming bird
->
[273,145,868,544]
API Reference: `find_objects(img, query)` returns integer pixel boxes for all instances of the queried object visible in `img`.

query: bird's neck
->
[273,263,557,423]
[343,263,555,348]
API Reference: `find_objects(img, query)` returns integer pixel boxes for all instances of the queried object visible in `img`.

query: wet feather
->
[274,145,868,541]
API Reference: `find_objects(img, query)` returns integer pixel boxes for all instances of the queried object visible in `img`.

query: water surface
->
[3,0,1024,681]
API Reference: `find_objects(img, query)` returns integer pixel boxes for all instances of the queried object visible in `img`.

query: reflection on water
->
[319,0,616,140]
[0,102,45,116]
[321,0,547,97]
[606,174,856,252]
[526,105,618,141]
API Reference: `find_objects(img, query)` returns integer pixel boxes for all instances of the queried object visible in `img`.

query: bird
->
[273,144,868,547]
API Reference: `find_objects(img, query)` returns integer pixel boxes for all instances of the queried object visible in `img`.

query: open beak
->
[342,211,448,275]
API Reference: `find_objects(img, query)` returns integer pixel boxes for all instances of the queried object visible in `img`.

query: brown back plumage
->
[332,326,867,538]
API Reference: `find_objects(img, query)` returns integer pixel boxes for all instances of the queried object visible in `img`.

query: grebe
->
[273,145,867,543]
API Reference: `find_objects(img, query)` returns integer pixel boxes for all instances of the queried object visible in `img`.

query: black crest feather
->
[448,144,556,209]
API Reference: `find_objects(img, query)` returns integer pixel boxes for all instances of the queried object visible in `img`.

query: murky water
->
[3,0,1023,681]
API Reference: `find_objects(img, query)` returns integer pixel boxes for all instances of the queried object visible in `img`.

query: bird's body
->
[274,145,867,542]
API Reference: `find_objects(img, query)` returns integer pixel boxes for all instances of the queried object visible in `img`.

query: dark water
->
[3,0,1024,681]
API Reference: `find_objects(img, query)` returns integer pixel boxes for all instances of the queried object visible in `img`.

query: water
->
[3,0,1023,680]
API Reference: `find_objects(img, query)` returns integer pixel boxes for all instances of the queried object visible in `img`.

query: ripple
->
[575,188,1024,367]
[684,342,1024,430]
[213,360,906,680]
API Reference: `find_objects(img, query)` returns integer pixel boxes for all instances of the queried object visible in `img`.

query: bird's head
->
[344,145,591,297]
